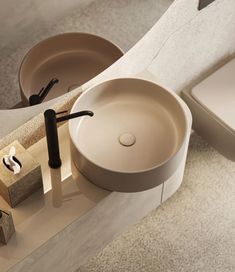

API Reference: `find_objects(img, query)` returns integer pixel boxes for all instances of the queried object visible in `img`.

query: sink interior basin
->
[69,78,188,192]
[19,33,123,105]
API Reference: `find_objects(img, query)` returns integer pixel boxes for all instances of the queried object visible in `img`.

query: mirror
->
[0,0,173,137]
[19,33,123,107]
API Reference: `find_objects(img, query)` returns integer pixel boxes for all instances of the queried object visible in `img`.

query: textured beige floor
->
[77,133,235,272]
[0,0,172,109]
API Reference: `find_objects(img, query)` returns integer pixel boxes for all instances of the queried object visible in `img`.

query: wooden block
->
[0,141,43,207]
[0,210,15,244]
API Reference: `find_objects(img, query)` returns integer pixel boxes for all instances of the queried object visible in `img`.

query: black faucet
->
[44,109,94,169]
[29,78,59,106]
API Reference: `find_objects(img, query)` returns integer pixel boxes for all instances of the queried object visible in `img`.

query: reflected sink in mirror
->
[69,78,188,192]
[19,33,123,106]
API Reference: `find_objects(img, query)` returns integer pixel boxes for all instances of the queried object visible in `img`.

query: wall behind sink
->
[0,0,173,109]
[0,0,95,56]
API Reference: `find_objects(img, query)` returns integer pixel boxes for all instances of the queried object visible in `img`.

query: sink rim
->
[69,78,188,175]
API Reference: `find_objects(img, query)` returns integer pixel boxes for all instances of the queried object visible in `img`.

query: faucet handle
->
[55,110,68,115]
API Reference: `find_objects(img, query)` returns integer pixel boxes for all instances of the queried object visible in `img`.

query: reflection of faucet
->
[29,78,59,106]
[44,109,94,169]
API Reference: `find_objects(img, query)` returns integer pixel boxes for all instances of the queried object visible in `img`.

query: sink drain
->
[119,133,136,147]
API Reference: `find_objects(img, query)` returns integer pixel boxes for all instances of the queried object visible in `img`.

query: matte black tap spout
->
[44,109,94,169]
[29,78,59,106]
[56,110,94,122]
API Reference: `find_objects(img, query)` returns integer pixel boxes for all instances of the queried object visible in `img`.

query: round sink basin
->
[19,33,123,106]
[69,78,188,192]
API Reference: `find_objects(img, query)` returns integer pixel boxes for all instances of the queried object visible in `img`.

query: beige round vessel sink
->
[19,33,123,106]
[69,78,188,192]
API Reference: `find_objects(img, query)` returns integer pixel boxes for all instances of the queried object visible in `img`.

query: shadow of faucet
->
[50,168,62,207]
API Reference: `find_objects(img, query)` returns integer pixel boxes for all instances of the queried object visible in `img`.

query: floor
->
[77,132,235,272]
[0,0,172,109]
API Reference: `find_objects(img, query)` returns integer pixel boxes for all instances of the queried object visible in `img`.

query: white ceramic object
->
[69,78,192,192]
[182,58,235,161]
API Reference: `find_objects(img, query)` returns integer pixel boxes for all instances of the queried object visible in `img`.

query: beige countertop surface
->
[0,124,109,271]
